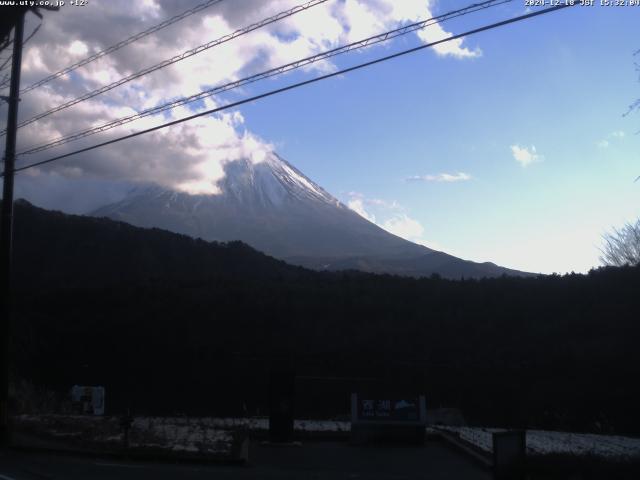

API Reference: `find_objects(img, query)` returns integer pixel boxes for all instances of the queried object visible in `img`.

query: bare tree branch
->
[600,218,640,267]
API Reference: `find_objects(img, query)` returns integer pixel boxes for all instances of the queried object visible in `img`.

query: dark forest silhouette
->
[7,200,640,434]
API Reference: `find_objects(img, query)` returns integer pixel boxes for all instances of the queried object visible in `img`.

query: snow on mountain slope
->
[92,152,532,279]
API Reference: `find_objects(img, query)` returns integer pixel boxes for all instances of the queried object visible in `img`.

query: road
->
[0,440,491,479]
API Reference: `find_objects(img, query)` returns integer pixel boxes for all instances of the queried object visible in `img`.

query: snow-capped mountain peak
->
[91,153,531,279]
[215,152,340,208]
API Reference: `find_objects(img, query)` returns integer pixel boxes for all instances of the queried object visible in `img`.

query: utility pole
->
[0,8,26,447]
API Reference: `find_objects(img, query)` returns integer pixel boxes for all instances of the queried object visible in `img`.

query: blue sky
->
[6,0,640,274]
[235,3,640,273]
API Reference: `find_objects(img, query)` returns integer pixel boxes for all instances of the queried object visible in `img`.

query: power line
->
[0,55,12,72]
[3,3,576,178]
[0,34,12,54]
[21,20,41,46]
[2,0,329,135]
[17,0,511,156]
[18,0,508,155]
[0,36,13,72]
[0,0,226,92]
[0,21,41,74]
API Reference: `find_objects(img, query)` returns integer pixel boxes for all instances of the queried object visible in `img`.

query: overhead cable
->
[3,3,577,178]
[18,0,510,155]
[0,0,226,92]
[3,0,329,134]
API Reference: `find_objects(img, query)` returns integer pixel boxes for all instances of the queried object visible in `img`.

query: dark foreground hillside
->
[8,200,640,434]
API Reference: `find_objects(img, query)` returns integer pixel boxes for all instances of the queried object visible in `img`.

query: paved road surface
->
[0,440,491,479]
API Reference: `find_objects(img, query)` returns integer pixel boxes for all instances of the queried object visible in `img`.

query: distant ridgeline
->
[8,200,640,434]
[90,155,534,280]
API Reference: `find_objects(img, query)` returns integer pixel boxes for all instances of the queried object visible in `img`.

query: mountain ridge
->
[91,153,535,279]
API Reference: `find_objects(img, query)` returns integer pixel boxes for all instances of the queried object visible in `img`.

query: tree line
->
[7,200,640,434]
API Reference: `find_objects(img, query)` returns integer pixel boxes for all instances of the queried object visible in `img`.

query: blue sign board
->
[352,394,426,425]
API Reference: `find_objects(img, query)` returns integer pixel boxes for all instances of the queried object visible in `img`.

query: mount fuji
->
[91,153,532,279]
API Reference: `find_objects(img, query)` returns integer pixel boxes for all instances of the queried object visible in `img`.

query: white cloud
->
[10,0,483,200]
[510,144,542,167]
[417,27,481,59]
[383,214,425,242]
[346,192,432,246]
[597,130,625,148]
[345,192,470,256]
[347,197,377,223]
[378,0,481,58]
[347,192,401,211]
[68,40,89,56]
[407,172,472,182]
